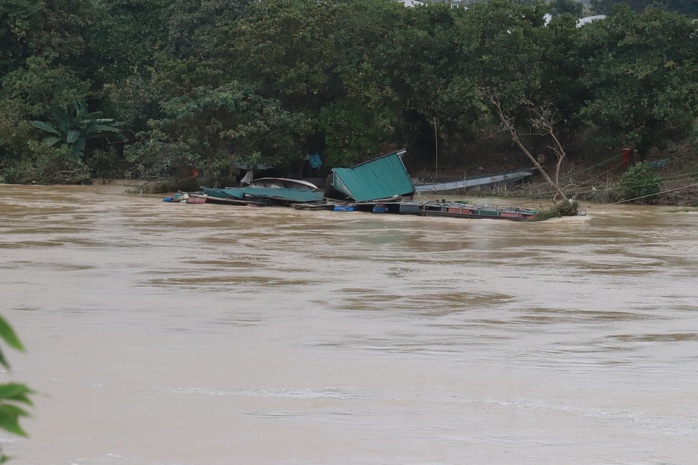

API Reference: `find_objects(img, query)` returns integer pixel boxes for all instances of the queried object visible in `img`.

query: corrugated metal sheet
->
[202,187,237,198]
[331,151,415,202]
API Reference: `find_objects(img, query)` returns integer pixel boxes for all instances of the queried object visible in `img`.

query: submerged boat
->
[202,186,323,205]
[190,175,323,206]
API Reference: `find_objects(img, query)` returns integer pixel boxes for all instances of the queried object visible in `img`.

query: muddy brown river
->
[1,184,697,465]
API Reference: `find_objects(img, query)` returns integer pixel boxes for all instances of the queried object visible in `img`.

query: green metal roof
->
[331,151,415,202]
[203,187,235,199]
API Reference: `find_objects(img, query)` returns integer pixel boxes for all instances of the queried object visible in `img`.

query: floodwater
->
[1,184,697,465]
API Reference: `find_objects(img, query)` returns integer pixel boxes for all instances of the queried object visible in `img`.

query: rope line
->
[517,176,698,202]
[609,182,698,205]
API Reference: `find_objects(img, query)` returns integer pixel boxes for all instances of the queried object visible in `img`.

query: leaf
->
[30,121,60,135]
[0,384,34,406]
[0,404,30,436]
[0,316,24,352]
[42,135,62,147]
[50,108,71,135]
[72,137,86,160]
[66,129,82,144]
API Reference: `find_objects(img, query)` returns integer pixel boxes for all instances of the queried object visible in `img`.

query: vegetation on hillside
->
[0,0,696,201]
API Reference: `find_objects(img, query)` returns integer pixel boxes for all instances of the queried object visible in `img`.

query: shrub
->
[2,142,91,184]
[619,162,662,202]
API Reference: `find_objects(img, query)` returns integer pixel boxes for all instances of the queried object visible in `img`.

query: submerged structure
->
[169,148,574,221]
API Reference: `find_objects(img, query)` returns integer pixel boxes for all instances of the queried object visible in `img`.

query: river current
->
[1,184,697,465]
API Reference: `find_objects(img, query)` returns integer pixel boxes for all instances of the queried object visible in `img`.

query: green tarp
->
[331,151,415,202]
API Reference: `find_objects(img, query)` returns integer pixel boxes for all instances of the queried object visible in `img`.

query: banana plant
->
[30,101,127,161]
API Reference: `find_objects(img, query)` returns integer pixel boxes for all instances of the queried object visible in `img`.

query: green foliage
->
[84,147,130,179]
[0,318,23,368]
[125,82,305,181]
[88,0,167,86]
[395,4,481,144]
[539,14,588,131]
[0,0,97,75]
[619,161,662,201]
[0,0,43,76]
[591,0,698,16]
[0,314,34,461]
[323,0,410,155]
[30,102,127,161]
[0,101,34,161]
[549,0,584,17]
[534,199,580,220]
[161,0,255,59]
[461,0,549,108]
[1,56,90,117]
[319,102,393,167]
[578,7,698,157]
[3,142,91,184]
[1,0,697,181]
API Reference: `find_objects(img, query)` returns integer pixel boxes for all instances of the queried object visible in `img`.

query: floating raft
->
[292,200,539,221]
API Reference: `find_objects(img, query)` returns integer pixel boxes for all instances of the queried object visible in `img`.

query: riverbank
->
[36,147,698,209]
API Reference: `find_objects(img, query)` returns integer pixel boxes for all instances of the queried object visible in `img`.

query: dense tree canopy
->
[591,0,698,17]
[0,0,696,183]
[577,6,698,157]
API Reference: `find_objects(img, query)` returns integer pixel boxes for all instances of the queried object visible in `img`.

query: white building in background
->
[576,15,607,27]
[418,0,485,5]
[398,0,425,6]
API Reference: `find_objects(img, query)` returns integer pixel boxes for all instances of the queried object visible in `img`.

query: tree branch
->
[489,94,568,201]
